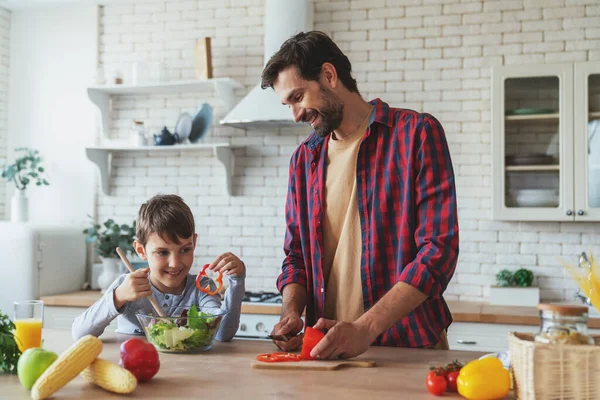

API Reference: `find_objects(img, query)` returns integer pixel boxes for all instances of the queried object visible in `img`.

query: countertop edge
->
[40,290,600,328]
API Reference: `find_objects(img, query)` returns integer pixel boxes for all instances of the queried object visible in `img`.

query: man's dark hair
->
[261,31,359,94]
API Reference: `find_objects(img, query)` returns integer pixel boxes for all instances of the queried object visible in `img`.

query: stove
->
[242,291,282,303]
[236,291,289,340]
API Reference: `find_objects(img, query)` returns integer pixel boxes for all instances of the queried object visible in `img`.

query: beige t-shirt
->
[322,108,373,322]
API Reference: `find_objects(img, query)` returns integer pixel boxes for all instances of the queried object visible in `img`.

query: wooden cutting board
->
[251,359,376,371]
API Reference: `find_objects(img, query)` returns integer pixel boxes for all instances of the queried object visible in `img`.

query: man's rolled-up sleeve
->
[276,154,307,293]
[398,115,459,298]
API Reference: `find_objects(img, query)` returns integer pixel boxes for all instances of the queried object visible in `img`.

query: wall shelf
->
[504,113,559,121]
[87,78,244,139]
[505,165,560,172]
[85,143,236,196]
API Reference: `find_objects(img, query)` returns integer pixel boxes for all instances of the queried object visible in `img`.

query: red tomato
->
[446,370,459,392]
[119,338,160,382]
[426,370,448,396]
[300,327,325,360]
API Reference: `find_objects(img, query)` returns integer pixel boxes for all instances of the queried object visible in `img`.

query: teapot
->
[154,126,179,146]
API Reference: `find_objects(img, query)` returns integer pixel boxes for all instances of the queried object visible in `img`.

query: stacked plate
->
[505,153,555,166]
[508,189,558,207]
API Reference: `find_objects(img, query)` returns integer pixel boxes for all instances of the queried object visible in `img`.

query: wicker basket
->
[508,332,600,400]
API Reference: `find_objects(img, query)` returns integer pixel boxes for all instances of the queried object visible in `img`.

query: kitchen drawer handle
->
[456,339,477,345]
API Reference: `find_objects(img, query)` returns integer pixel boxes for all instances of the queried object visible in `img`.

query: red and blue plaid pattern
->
[277,98,459,348]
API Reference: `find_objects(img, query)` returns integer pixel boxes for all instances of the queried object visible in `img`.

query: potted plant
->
[490,268,539,307]
[0,148,50,222]
[83,218,136,293]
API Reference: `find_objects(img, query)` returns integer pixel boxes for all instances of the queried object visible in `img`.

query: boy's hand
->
[208,252,245,277]
[114,267,152,310]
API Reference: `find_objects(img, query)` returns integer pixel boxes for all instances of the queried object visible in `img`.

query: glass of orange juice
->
[13,300,43,352]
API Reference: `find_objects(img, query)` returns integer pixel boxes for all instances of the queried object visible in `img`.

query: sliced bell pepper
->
[300,326,325,360]
[457,357,510,400]
[195,264,223,296]
[256,352,302,362]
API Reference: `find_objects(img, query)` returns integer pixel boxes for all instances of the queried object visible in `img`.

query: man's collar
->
[303,98,392,150]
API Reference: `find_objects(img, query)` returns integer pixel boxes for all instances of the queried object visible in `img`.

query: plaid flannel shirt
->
[277,98,459,347]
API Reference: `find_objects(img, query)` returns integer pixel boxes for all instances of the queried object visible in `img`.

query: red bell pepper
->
[301,326,325,360]
[195,264,223,296]
[119,338,160,382]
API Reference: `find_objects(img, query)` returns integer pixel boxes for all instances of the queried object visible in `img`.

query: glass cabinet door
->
[574,63,600,221]
[492,64,574,221]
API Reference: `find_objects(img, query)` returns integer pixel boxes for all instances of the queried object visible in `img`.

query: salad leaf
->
[145,306,221,351]
[187,304,201,329]
[0,310,21,374]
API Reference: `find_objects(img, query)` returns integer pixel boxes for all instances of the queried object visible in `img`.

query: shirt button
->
[163,304,167,307]
[165,295,169,299]
[320,288,324,293]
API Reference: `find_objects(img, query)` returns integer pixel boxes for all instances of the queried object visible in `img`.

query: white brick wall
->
[97,0,600,300]
[0,8,9,219]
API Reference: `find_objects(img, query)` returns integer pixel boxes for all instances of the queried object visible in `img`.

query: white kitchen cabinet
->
[492,62,600,221]
[447,322,538,353]
[44,306,117,332]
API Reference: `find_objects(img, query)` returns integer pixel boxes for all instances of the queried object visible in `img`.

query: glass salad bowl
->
[136,305,226,353]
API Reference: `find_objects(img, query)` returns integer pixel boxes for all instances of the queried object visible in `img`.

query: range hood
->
[220,0,312,130]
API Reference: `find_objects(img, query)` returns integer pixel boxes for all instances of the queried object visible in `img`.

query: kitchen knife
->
[267,333,301,342]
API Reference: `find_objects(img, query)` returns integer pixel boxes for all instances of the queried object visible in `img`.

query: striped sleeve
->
[397,115,459,297]
[276,151,307,293]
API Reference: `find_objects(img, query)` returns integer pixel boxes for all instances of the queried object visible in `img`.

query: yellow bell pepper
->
[457,357,510,400]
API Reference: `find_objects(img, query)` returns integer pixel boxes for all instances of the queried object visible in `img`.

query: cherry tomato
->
[446,370,459,392]
[426,370,448,396]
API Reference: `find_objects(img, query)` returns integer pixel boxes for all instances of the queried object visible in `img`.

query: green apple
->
[17,348,58,389]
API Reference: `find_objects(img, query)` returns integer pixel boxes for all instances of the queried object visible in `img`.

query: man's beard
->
[306,84,344,138]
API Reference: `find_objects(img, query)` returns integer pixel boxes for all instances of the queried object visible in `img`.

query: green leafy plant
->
[495,269,515,287]
[514,268,534,287]
[496,268,535,287]
[83,217,136,259]
[0,148,50,191]
[0,310,21,374]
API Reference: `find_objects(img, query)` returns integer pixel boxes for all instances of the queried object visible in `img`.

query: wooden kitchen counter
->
[1,329,498,399]
[41,290,600,329]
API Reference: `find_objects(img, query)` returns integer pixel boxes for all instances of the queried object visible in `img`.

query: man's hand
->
[310,318,377,359]
[270,314,304,351]
[114,267,152,310]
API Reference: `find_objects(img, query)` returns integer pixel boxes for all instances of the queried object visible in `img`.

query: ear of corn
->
[31,335,102,400]
[81,358,137,394]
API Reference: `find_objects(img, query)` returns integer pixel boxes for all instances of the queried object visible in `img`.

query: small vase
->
[10,190,28,222]
[98,257,122,293]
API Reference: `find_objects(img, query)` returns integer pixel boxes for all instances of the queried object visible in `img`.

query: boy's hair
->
[261,30,359,94]
[136,194,195,246]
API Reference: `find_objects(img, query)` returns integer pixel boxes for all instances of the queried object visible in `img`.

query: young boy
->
[72,194,245,341]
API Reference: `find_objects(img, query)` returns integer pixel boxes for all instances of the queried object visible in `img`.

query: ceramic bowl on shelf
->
[505,108,555,115]
[508,188,559,207]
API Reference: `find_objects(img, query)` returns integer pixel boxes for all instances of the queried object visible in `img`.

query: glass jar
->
[534,303,594,345]
[130,120,147,147]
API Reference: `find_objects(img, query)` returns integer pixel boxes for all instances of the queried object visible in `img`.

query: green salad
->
[146,305,220,352]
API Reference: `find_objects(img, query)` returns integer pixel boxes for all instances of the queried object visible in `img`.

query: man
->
[262,31,458,359]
